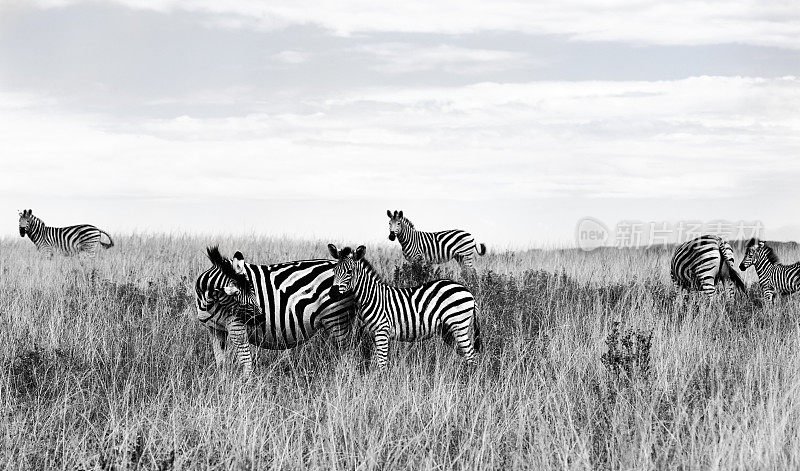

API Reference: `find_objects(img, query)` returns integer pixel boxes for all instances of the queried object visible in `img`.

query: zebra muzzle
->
[388,232,396,241]
[328,286,344,301]
[18,227,25,237]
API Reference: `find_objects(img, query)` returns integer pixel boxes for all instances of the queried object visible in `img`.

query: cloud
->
[16,0,800,49]
[356,43,533,74]
[1,76,798,205]
[272,50,311,64]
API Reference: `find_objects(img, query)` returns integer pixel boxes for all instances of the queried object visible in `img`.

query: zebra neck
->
[396,222,416,250]
[26,218,46,245]
[352,262,388,299]
[755,258,776,280]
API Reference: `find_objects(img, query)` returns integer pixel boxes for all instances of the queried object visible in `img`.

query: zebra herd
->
[16,209,800,373]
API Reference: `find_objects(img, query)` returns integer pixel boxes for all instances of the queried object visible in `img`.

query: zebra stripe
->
[195,247,356,374]
[670,234,746,297]
[18,209,114,255]
[739,238,800,302]
[387,210,486,267]
[327,244,481,370]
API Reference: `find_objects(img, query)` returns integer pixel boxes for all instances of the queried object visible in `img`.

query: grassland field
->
[1,234,799,470]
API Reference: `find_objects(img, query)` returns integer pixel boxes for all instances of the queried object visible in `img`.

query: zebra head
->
[327,244,365,300]
[206,247,261,319]
[18,209,32,237]
[387,210,404,241]
[739,238,765,271]
[739,238,778,271]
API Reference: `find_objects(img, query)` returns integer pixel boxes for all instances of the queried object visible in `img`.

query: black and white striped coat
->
[739,238,800,302]
[328,244,481,370]
[387,210,486,267]
[195,247,356,374]
[18,209,113,255]
[670,234,746,297]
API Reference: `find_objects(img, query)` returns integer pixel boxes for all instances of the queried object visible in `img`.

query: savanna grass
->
[1,235,799,470]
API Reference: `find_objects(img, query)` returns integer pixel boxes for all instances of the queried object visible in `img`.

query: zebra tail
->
[98,229,114,249]
[726,259,747,293]
[472,313,483,353]
[476,242,487,256]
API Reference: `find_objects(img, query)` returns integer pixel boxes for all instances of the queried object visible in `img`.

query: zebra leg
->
[725,279,736,299]
[460,253,475,269]
[699,276,716,298]
[373,329,390,371]
[227,316,253,375]
[208,327,227,368]
[442,315,477,365]
[764,289,775,303]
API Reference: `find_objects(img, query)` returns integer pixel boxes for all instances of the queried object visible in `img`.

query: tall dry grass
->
[1,235,799,470]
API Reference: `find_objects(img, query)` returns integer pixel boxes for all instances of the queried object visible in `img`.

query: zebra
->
[387,210,486,267]
[18,209,114,255]
[739,238,800,302]
[195,247,356,374]
[196,247,262,374]
[670,234,746,297]
[327,244,481,370]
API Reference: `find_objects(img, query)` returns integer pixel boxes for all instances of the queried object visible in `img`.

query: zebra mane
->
[401,215,414,230]
[206,246,251,294]
[761,244,781,264]
[355,255,387,284]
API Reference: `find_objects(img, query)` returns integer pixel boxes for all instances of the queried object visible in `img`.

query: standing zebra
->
[739,238,800,302]
[387,210,486,267]
[18,209,114,255]
[327,244,481,370]
[670,234,746,297]
[196,247,356,374]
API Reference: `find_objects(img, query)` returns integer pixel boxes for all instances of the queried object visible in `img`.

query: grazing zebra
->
[18,209,114,255]
[670,234,746,297]
[387,210,486,267]
[195,247,356,374]
[327,244,481,370]
[196,247,262,373]
[739,238,800,302]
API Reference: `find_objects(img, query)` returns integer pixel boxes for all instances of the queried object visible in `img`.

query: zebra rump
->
[670,235,746,295]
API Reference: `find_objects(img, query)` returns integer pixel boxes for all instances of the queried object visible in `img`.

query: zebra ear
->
[387,210,392,218]
[231,258,245,275]
[328,244,339,259]
[398,210,403,218]
[354,245,366,260]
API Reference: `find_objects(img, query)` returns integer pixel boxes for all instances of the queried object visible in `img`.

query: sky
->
[1,0,799,248]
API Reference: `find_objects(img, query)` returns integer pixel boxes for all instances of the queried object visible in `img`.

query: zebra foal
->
[387,210,486,268]
[18,209,114,255]
[739,238,800,302]
[327,244,481,370]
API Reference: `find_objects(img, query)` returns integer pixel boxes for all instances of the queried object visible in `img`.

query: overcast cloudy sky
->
[1,1,798,247]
